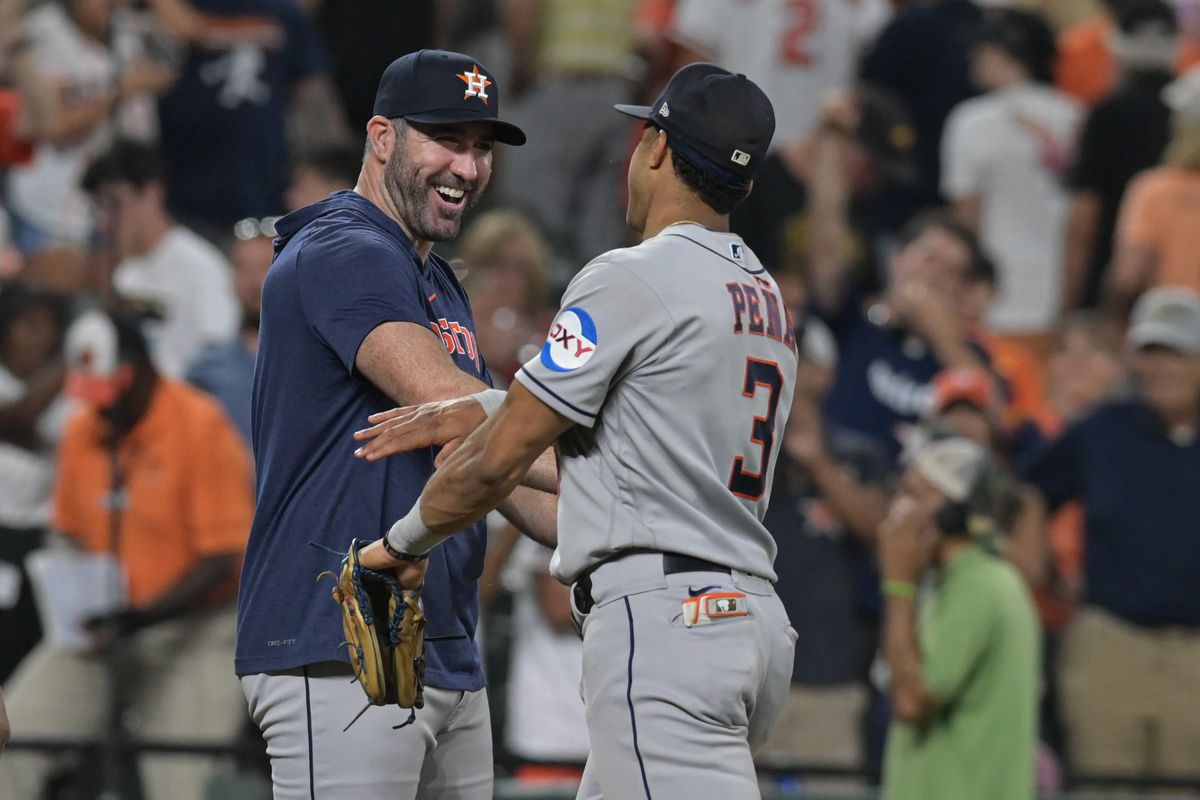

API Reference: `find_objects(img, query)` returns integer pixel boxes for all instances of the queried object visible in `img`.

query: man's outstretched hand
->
[354,395,488,464]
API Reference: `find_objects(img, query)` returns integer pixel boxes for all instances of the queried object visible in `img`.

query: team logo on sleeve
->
[540,306,597,372]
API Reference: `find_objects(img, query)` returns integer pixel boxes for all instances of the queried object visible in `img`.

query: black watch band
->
[381,536,430,562]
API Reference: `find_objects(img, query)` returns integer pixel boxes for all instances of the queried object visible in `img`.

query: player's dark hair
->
[296,145,363,187]
[898,208,989,280]
[670,150,752,215]
[81,140,168,195]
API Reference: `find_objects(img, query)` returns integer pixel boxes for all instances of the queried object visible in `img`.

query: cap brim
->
[1129,321,1200,355]
[402,109,527,146]
[614,103,655,120]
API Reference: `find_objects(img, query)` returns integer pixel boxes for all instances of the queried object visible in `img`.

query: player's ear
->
[365,115,396,164]
[648,129,670,169]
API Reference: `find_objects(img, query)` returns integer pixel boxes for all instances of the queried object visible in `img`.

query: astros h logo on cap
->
[372,50,526,145]
[457,66,492,104]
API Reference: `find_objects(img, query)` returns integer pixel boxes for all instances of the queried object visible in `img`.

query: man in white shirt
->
[82,141,238,378]
[941,9,1081,344]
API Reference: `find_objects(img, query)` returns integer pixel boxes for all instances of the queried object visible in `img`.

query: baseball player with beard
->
[236,50,558,800]
[356,64,800,799]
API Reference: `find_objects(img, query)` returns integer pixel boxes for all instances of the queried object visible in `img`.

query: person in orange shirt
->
[0,310,254,800]
[1108,67,1200,313]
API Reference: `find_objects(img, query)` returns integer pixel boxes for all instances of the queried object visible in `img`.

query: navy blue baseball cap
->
[373,49,526,146]
[615,63,775,185]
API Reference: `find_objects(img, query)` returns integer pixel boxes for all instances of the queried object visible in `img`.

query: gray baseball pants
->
[571,552,797,800]
[241,662,491,800]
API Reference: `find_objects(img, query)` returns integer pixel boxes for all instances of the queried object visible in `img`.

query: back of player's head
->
[82,140,168,195]
[615,63,776,213]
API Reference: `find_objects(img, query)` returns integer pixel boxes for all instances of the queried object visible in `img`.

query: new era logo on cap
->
[731,149,751,166]
[659,102,670,117]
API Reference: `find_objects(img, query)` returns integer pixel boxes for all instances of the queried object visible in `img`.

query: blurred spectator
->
[1041,312,1126,432]
[1055,0,1200,104]
[632,0,684,103]
[1023,314,1124,631]
[186,216,276,445]
[496,0,634,263]
[1022,287,1200,777]
[4,0,174,253]
[147,0,348,232]
[879,437,1039,800]
[1028,314,1126,762]
[1107,66,1200,313]
[924,366,1049,588]
[756,319,889,772]
[731,85,917,292]
[809,202,990,462]
[953,252,1050,430]
[671,0,891,146]
[309,0,457,131]
[942,9,1081,356]
[82,140,238,378]
[0,285,70,684]
[284,144,360,211]
[501,537,589,783]
[860,0,983,230]
[0,309,252,800]
[458,210,554,384]
[1063,0,1177,311]
[0,0,35,176]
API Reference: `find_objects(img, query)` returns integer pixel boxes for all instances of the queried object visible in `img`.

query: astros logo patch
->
[457,66,492,104]
[540,307,597,372]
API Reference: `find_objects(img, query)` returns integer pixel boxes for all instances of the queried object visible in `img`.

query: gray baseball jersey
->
[515,223,799,584]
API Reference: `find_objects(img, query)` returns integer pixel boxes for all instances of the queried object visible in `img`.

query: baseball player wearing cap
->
[356,63,799,799]
[235,50,557,800]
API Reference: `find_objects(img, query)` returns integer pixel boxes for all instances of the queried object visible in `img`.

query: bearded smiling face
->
[385,120,494,244]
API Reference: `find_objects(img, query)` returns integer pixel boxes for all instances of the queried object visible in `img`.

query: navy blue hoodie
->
[235,191,490,690]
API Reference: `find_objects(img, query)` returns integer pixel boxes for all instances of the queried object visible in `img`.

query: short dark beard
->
[383,121,479,243]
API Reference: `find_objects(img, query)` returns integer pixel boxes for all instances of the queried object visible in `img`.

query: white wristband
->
[470,389,506,418]
[385,503,445,557]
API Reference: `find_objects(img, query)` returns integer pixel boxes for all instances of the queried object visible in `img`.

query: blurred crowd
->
[0,0,1198,797]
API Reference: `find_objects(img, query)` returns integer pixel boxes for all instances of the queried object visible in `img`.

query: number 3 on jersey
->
[728,357,784,500]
